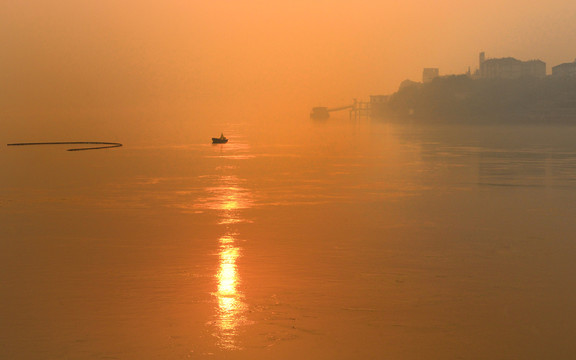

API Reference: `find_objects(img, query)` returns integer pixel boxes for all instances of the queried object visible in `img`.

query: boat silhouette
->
[212,133,228,144]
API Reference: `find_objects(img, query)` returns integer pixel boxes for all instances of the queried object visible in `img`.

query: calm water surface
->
[2,120,576,359]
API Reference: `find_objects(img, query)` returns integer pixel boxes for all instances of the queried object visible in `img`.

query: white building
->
[479,52,546,79]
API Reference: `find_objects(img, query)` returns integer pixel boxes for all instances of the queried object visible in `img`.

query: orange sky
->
[1,0,576,136]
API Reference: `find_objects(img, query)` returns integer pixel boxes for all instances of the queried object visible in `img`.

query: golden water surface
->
[2,121,576,359]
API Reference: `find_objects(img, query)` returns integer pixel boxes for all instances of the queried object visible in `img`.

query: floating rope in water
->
[7,142,123,151]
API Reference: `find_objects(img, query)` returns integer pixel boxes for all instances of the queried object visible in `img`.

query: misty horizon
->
[3,1,576,139]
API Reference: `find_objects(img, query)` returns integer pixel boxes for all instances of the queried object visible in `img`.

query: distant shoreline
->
[379,75,576,124]
[376,112,576,125]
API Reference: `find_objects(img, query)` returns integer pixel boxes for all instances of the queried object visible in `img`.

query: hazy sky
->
[1,0,576,137]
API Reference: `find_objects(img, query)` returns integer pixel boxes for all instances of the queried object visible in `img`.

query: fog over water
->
[3,1,576,359]
[3,0,576,140]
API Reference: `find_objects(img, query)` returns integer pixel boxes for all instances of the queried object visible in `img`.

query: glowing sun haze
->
[1,0,575,136]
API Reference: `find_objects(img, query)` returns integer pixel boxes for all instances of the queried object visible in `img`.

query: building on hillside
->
[370,95,389,117]
[478,52,546,79]
[552,60,576,77]
[422,68,439,83]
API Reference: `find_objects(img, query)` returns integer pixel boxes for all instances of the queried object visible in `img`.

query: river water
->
[2,119,576,359]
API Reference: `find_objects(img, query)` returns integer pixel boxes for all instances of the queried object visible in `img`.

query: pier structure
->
[349,99,371,120]
[310,99,373,120]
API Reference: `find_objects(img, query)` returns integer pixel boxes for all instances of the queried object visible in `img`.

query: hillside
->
[383,75,576,123]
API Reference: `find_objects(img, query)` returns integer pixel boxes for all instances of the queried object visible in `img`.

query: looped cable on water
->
[7,142,123,151]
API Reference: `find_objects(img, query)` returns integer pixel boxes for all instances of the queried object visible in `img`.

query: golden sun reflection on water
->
[217,242,239,297]
[215,234,248,350]
[206,174,252,350]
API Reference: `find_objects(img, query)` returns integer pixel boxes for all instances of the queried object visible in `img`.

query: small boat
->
[212,133,228,144]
